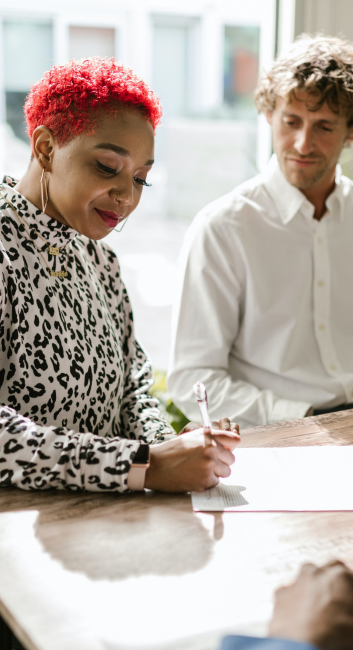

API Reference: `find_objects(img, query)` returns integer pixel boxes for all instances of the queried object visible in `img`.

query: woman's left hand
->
[180,417,240,451]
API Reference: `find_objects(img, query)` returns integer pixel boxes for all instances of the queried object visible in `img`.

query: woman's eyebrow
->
[94,143,129,156]
[94,143,154,165]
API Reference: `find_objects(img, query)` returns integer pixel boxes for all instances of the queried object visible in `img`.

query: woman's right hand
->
[144,426,240,493]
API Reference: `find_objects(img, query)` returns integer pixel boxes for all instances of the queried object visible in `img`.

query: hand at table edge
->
[269,560,353,650]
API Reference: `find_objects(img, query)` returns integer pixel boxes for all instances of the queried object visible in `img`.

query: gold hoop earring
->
[40,167,50,214]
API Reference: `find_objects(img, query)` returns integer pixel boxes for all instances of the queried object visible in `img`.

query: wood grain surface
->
[1,409,353,650]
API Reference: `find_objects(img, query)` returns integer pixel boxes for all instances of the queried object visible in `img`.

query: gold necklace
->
[0,193,67,256]
[0,194,71,278]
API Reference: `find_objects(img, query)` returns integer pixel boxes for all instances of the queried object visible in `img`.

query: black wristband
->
[132,443,150,465]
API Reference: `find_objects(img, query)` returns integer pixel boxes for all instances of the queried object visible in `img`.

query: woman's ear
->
[32,126,55,171]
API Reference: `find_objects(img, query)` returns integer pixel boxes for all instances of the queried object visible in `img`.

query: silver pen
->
[193,382,212,443]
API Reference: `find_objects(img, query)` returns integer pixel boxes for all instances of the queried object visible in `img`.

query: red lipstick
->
[95,208,123,228]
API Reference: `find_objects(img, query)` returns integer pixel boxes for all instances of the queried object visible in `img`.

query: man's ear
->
[345,125,353,146]
[32,126,55,171]
[266,110,273,126]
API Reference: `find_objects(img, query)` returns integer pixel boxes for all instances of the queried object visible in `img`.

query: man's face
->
[267,90,353,190]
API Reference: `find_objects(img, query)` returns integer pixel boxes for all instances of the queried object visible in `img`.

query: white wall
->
[295,0,353,40]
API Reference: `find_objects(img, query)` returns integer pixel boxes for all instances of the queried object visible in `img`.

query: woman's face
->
[38,109,154,239]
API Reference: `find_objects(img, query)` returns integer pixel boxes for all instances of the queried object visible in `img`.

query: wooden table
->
[1,409,353,650]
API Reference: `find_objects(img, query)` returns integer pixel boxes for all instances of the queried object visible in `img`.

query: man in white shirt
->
[168,35,353,429]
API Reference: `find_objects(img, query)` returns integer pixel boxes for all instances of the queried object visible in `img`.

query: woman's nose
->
[110,185,133,206]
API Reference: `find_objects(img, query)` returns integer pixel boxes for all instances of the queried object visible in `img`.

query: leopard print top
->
[0,177,174,492]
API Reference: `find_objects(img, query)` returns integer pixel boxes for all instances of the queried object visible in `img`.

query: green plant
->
[151,370,189,434]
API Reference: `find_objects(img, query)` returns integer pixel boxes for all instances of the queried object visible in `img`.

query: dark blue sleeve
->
[220,636,318,650]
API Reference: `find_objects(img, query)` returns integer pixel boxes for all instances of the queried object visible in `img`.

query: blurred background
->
[1,0,353,372]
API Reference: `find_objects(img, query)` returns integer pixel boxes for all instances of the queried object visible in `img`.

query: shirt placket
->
[313,217,353,402]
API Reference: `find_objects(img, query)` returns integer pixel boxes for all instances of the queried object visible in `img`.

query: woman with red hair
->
[0,57,239,493]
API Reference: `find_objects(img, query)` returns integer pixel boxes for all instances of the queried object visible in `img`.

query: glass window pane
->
[69,26,115,60]
[223,25,260,116]
[3,21,53,141]
[152,25,189,119]
[4,21,53,91]
[5,91,28,141]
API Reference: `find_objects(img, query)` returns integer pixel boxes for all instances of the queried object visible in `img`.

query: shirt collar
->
[264,155,344,224]
[0,175,78,249]
[325,165,345,220]
[264,155,312,224]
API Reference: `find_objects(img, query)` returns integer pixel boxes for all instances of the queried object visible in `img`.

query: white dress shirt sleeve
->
[168,210,311,429]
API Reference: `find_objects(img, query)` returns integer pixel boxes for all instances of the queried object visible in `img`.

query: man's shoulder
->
[332,172,353,217]
[195,171,273,228]
[340,172,353,194]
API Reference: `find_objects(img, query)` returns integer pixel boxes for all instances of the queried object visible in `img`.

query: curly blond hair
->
[255,34,353,125]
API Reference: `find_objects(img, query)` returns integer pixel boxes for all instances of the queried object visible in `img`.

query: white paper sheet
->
[192,446,353,512]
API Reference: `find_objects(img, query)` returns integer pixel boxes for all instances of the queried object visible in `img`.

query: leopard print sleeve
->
[0,239,146,492]
[98,241,175,445]
[0,181,175,492]
[119,288,175,444]
[0,405,142,491]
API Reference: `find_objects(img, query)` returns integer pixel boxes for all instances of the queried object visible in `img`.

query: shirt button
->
[330,364,337,371]
[318,237,322,243]
[319,324,325,330]
[318,280,324,286]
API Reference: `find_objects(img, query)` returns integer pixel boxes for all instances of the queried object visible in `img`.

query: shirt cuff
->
[220,635,318,650]
[270,398,312,424]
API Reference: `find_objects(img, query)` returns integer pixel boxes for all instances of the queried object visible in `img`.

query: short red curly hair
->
[24,57,162,146]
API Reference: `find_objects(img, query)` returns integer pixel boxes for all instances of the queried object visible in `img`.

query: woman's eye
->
[97,161,117,175]
[134,177,152,187]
